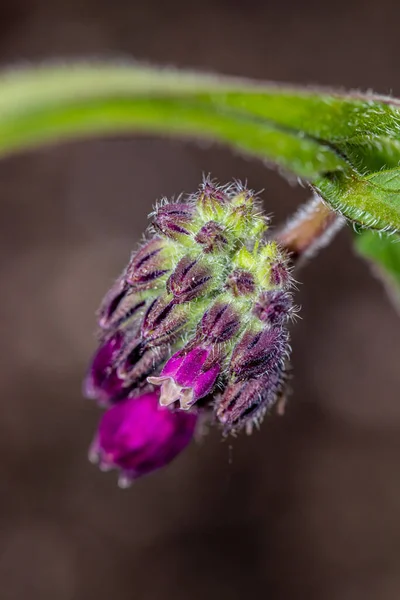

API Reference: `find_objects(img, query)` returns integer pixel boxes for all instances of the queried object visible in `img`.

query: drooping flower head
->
[85,178,297,483]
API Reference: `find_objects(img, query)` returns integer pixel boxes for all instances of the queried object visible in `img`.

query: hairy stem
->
[274,194,345,264]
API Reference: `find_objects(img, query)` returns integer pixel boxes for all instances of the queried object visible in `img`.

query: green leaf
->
[2,63,400,230]
[315,167,400,231]
[355,230,400,310]
[0,65,349,178]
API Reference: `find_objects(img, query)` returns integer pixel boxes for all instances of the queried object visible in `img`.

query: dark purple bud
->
[229,326,289,381]
[148,345,221,410]
[270,260,291,288]
[84,332,126,404]
[98,276,128,330]
[200,302,241,343]
[89,390,197,485]
[231,203,252,222]
[198,181,229,210]
[119,342,169,387]
[126,237,172,291]
[253,290,293,325]
[217,365,284,434]
[141,295,187,346]
[167,256,212,304]
[152,203,195,240]
[98,280,146,332]
[195,221,228,253]
[226,269,256,296]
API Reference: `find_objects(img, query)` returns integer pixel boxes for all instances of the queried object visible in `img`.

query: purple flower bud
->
[148,345,220,410]
[231,203,252,221]
[97,277,129,330]
[226,269,256,296]
[126,237,172,291]
[119,342,169,388]
[152,203,195,240]
[141,295,187,346]
[200,302,241,343]
[195,221,228,253]
[229,326,289,381]
[198,181,229,210]
[167,256,212,304]
[89,390,197,485]
[253,290,293,325]
[84,331,126,404]
[98,278,147,333]
[217,365,284,433]
[270,260,291,288]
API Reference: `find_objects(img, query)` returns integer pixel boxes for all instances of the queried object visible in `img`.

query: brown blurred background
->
[0,0,400,598]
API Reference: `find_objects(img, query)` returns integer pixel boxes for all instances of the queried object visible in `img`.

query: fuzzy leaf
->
[315,167,400,232]
[2,64,400,229]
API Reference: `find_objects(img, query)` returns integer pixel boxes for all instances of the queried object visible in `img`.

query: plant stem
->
[274,194,345,264]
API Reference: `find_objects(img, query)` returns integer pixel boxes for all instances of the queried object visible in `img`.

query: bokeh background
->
[1,1,400,598]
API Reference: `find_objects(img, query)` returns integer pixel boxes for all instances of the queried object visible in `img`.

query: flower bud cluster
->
[84,179,296,483]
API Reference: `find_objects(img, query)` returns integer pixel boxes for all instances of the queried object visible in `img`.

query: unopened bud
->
[197,180,229,212]
[226,269,256,296]
[253,290,293,325]
[119,342,169,387]
[152,202,195,240]
[126,237,173,291]
[167,255,213,303]
[200,301,241,343]
[90,390,197,484]
[99,284,146,334]
[98,277,128,328]
[141,295,188,346]
[217,364,285,433]
[229,326,289,381]
[195,221,228,253]
[270,260,291,288]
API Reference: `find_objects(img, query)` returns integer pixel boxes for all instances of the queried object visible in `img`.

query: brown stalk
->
[273,194,345,265]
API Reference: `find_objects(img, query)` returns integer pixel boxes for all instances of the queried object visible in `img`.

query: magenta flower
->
[148,346,220,410]
[90,390,197,486]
